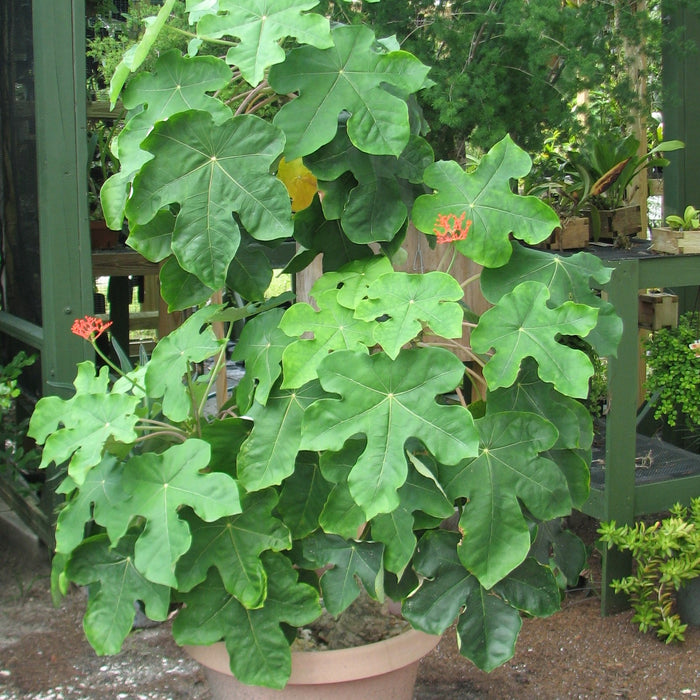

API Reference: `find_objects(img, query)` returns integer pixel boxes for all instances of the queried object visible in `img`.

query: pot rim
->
[184,627,441,685]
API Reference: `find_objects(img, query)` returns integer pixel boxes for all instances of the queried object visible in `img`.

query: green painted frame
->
[0,0,93,545]
[582,251,700,614]
[3,0,94,398]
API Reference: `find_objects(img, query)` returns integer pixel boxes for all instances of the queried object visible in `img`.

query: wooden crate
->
[638,291,678,330]
[650,226,700,255]
[589,205,642,240]
[548,217,589,250]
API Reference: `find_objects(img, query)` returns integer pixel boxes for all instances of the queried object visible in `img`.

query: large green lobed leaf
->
[197,0,333,86]
[126,111,292,290]
[67,534,171,655]
[301,347,479,519]
[440,412,569,589]
[471,280,598,398]
[173,554,321,689]
[103,51,232,229]
[279,288,376,388]
[269,24,431,160]
[175,490,291,607]
[28,363,140,485]
[412,136,559,267]
[480,242,622,357]
[355,270,465,359]
[107,439,241,587]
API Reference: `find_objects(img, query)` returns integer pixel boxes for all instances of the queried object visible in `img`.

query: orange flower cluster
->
[71,316,113,340]
[433,212,471,244]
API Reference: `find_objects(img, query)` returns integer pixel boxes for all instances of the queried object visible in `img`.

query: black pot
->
[677,576,700,626]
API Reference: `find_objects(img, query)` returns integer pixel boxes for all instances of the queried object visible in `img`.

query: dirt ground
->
[0,512,698,700]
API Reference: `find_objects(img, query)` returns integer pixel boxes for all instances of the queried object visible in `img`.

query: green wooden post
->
[598,259,638,614]
[33,0,93,397]
[662,3,700,313]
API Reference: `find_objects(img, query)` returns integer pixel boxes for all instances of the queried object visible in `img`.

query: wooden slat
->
[92,250,161,276]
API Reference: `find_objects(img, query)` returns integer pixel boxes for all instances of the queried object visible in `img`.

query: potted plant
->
[651,205,700,254]
[527,168,593,250]
[643,311,700,451]
[598,498,700,642]
[87,118,122,249]
[567,132,683,241]
[28,1,622,695]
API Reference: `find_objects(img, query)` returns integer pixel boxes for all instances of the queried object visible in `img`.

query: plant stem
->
[133,430,188,444]
[92,342,146,394]
[167,25,234,47]
[460,271,482,289]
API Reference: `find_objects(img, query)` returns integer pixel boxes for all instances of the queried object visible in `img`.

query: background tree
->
[318,0,691,161]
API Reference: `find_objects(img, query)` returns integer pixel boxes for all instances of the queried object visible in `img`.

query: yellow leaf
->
[277,158,317,212]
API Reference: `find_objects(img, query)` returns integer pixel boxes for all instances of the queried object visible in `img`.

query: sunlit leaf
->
[471,280,598,397]
[197,0,333,86]
[412,136,559,267]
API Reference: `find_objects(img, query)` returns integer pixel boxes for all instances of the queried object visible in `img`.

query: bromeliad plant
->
[28,0,622,691]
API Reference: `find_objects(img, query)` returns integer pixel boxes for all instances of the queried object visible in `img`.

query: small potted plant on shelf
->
[527,171,593,251]
[598,497,700,642]
[651,205,700,255]
[28,1,622,696]
[87,118,123,250]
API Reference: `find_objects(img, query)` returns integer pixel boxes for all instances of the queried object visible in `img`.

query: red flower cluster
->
[71,316,113,340]
[433,212,471,244]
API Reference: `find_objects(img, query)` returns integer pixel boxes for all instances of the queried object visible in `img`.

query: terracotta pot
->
[184,627,441,699]
[90,219,120,250]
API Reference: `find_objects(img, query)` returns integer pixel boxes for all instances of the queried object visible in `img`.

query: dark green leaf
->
[456,585,522,672]
[277,453,333,539]
[67,534,170,655]
[176,490,290,607]
[402,530,477,635]
[440,412,568,589]
[302,532,384,615]
[173,554,320,689]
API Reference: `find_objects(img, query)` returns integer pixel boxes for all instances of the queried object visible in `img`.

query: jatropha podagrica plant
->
[29,0,621,690]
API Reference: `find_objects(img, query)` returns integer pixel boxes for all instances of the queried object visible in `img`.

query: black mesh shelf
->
[591,433,700,489]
